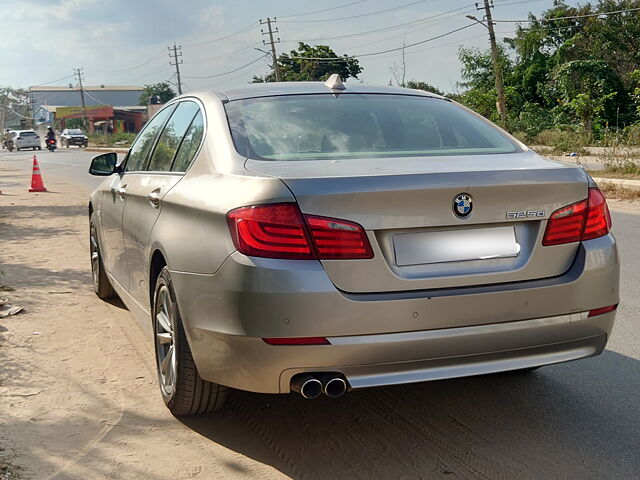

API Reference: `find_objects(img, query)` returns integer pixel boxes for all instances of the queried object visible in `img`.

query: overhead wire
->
[279,0,372,19]
[279,0,430,23]
[283,23,477,61]
[182,22,258,48]
[182,55,268,79]
[493,6,640,23]
[280,4,476,43]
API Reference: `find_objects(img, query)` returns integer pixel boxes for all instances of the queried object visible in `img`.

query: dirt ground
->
[1,163,639,480]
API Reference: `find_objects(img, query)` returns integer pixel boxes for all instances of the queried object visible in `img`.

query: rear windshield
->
[20,131,36,137]
[225,94,520,161]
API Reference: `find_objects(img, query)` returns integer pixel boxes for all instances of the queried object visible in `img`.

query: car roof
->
[191,81,446,102]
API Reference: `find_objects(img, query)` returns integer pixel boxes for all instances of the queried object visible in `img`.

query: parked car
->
[88,78,619,416]
[15,130,41,151]
[60,128,88,148]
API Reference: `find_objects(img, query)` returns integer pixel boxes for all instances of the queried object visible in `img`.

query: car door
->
[122,100,201,308]
[100,104,176,291]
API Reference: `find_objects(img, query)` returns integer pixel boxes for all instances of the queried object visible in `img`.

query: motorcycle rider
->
[3,129,15,150]
[46,126,57,150]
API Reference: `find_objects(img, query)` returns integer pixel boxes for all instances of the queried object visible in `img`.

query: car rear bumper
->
[65,138,87,145]
[169,234,619,394]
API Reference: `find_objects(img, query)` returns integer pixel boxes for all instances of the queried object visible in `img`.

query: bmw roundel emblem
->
[453,193,473,218]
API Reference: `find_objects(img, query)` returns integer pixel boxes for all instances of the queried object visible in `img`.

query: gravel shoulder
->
[1,162,639,480]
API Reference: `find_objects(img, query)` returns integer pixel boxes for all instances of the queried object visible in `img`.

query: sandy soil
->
[0,168,290,479]
[1,163,639,480]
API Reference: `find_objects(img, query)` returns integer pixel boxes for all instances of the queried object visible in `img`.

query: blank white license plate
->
[393,226,520,266]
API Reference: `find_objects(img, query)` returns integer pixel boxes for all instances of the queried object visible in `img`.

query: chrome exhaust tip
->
[290,374,323,399]
[318,374,348,398]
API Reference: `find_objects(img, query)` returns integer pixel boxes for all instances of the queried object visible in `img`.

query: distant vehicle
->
[88,80,619,416]
[60,128,88,148]
[15,130,41,151]
[46,137,57,152]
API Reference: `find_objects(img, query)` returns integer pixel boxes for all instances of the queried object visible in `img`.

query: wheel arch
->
[149,248,168,306]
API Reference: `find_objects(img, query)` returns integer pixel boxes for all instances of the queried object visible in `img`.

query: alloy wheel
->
[89,225,100,291]
[155,286,177,396]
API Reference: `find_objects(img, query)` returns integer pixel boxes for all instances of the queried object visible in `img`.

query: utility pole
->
[168,43,183,95]
[260,17,281,82]
[468,1,507,125]
[73,67,89,130]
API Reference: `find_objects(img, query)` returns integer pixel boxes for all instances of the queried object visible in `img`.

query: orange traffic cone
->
[29,155,47,192]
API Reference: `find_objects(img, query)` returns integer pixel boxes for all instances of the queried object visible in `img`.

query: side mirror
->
[89,152,118,176]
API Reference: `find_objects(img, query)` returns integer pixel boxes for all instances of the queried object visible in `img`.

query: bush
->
[533,129,589,153]
[87,132,135,148]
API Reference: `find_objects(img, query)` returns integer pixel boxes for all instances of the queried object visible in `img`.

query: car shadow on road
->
[180,350,640,479]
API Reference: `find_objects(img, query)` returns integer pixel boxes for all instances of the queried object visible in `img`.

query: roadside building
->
[30,85,146,133]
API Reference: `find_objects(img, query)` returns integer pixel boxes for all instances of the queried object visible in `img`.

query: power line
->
[281,4,475,43]
[92,50,167,76]
[182,55,268,79]
[493,6,640,23]
[182,22,258,48]
[284,23,476,61]
[279,0,430,23]
[31,74,75,87]
[188,43,262,63]
[279,0,371,19]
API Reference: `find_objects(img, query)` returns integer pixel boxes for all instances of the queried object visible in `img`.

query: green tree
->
[253,43,362,83]
[405,81,444,96]
[551,60,620,133]
[139,82,176,106]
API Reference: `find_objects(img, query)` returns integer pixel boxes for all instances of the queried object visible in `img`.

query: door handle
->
[147,190,161,208]
[111,185,127,200]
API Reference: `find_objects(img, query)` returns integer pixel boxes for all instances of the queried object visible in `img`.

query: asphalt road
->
[0,147,115,191]
[1,148,639,478]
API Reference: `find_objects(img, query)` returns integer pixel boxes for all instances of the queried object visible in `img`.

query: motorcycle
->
[46,138,57,152]
[3,139,15,152]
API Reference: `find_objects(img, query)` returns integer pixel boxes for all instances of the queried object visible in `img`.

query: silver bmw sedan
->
[88,78,619,416]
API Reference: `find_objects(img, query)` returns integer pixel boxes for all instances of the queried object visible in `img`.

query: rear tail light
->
[226,203,373,260]
[305,215,373,259]
[587,304,618,317]
[542,187,611,246]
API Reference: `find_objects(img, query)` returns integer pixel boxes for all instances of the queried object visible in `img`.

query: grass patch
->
[589,170,640,180]
[598,182,640,201]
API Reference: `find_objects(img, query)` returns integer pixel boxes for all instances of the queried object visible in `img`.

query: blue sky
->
[3,0,576,93]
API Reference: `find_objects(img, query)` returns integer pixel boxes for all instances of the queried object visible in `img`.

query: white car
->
[15,130,41,151]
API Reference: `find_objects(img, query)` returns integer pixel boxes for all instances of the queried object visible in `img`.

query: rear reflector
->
[227,203,373,260]
[587,304,618,318]
[542,187,611,246]
[262,337,330,345]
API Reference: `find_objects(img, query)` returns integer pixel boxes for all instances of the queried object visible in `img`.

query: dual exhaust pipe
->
[291,373,348,399]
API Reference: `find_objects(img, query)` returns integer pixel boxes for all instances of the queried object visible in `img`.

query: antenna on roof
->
[323,74,345,91]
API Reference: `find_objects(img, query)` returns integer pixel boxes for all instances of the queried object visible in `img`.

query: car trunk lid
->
[245,151,589,293]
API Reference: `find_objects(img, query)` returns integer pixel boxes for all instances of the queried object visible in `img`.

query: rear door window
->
[125,105,176,172]
[147,101,199,172]
[171,111,204,172]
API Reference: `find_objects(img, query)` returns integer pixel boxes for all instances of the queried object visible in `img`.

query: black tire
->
[153,267,227,416]
[90,215,115,299]
[37,146,41,150]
